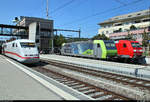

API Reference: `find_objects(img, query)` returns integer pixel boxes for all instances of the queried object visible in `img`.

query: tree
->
[92,34,109,40]
[142,29,150,56]
[130,25,137,30]
[55,34,67,47]
[142,29,149,47]
[118,28,122,32]
[49,34,67,48]
[125,32,135,40]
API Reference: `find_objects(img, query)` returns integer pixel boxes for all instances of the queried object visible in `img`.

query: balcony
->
[109,28,150,38]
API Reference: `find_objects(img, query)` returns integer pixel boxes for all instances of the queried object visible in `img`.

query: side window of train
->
[12,43,15,47]
[16,43,18,47]
[97,44,100,48]
[3,45,5,48]
[123,43,126,48]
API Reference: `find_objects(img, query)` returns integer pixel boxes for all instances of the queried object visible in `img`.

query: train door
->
[0,46,2,54]
[2,44,6,55]
[94,43,102,58]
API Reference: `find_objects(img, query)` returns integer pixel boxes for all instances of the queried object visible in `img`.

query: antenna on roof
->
[46,0,49,19]
[148,6,150,31]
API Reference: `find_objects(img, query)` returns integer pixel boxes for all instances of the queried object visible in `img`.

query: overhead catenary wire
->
[51,0,75,15]
[52,0,147,38]
[76,0,146,27]
[59,0,144,27]
[64,0,146,38]
[52,0,90,18]
[114,0,127,6]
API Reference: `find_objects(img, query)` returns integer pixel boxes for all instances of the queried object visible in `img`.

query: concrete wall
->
[18,16,54,51]
[29,22,37,42]
[145,57,150,64]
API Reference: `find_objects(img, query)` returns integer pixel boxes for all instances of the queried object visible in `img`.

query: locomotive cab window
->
[20,42,36,48]
[3,45,7,48]
[97,44,100,48]
[123,43,126,48]
[131,42,141,48]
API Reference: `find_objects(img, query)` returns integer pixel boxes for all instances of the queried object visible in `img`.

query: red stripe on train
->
[4,51,39,59]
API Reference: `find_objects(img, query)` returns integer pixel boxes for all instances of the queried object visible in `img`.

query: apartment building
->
[98,9,150,44]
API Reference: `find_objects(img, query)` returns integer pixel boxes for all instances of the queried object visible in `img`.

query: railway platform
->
[40,54,150,79]
[0,55,65,100]
[145,56,150,64]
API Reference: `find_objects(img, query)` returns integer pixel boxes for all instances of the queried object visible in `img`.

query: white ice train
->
[2,39,40,64]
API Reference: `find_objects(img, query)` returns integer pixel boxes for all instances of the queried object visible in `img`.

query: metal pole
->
[46,0,49,19]
[79,29,81,38]
[149,6,150,31]
[1,27,3,34]
[148,7,150,54]
[56,30,57,36]
[10,28,12,34]
[51,30,54,53]
[39,22,41,52]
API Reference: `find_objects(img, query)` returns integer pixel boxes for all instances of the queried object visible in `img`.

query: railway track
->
[40,59,150,90]
[26,58,150,100]
[29,64,130,100]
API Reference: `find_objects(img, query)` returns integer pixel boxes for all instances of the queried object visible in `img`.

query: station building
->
[98,9,150,44]
[17,16,54,52]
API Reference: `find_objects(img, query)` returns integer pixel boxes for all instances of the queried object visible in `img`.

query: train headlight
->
[133,50,137,52]
[139,49,143,52]
[35,54,39,56]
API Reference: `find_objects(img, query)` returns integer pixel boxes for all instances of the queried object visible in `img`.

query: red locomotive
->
[115,40,145,63]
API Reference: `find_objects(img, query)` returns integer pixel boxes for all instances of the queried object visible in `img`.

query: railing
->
[110,28,149,35]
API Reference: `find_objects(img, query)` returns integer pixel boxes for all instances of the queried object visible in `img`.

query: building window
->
[128,15,132,17]
[143,19,150,22]
[124,22,130,25]
[114,23,122,26]
[133,34,137,39]
[134,20,141,23]
[124,29,129,31]
[108,25,111,28]
[137,34,142,38]
[102,31,104,34]
[137,13,141,15]
[36,39,39,43]
[97,44,100,48]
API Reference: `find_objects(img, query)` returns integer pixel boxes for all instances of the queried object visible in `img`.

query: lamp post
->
[38,22,41,52]
[12,17,19,24]
[148,7,150,55]
[51,30,54,54]
[12,17,20,39]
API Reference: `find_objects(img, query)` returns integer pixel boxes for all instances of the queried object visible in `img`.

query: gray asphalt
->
[0,55,63,100]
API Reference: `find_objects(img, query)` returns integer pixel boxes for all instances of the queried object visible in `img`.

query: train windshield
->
[131,42,141,48]
[104,41,116,50]
[20,42,36,48]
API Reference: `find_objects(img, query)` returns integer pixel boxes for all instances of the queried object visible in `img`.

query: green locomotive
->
[61,40,117,59]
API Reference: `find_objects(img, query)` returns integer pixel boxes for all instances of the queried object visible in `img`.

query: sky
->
[0,0,150,39]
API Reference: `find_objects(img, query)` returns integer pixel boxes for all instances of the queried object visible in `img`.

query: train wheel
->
[2,48,5,55]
